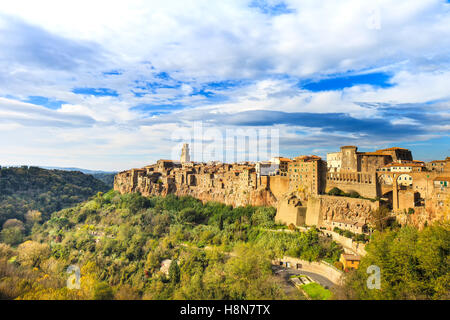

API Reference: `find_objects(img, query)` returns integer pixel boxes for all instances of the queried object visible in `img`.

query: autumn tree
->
[17,241,50,268]
[25,210,42,225]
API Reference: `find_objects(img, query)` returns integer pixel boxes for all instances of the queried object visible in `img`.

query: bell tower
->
[181,143,190,164]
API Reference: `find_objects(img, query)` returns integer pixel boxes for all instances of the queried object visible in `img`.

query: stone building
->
[256,161,279,177]
[287,155,326,197]
[325,146,415,199]
[426,159,447,172]
[271,157,292,176]
[326,152,342,172]
[328,146,413,173]
[340,254,361,270]
[114,144,449,230]
[378,161,426,173]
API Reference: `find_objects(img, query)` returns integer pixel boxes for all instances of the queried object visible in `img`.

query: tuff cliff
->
[114,161,383,230]
[114,162,278,208]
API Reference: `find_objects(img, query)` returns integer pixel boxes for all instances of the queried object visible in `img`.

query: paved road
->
[272,265,336,290]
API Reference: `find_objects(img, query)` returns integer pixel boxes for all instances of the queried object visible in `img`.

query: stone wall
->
[326,172,378,199]
[267,175,289,201]
[305,196,322,226]
[275,197,307,226]
[322,230,367,256]
[308,195,379,228]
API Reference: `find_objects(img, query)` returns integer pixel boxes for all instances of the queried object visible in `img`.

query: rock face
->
[114,161,278,208]
[319,195,379,226]
[395,206,444,229]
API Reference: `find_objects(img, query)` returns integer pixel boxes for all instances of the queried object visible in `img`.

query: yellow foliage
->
[17,241,50,268]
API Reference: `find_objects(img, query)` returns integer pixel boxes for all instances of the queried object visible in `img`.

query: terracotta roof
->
[433,177,450,182]
[377,147,410,151]
[332,219,348,224]
[385,162,424,168]
[360,152,388,156]
[342,254,361,261]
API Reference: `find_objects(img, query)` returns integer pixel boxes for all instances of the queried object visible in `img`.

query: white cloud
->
[0,0,449,169]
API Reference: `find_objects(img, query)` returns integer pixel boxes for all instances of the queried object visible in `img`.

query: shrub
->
[0,227,24,246]
[17,241,50,267]
[93,282,114,300]
[178,208,200,223]
[251,207,276,228]
[343,230,354,238]
[328,187,343,196]
[334,261,344,270]
[2,219,25,231]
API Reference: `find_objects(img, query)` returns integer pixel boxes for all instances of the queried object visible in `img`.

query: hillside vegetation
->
[0,191,342,300]
[0,166,110,243]
[91,173,116,188]
[338,222,449,300]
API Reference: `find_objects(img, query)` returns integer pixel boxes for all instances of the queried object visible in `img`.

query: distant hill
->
[90,172,116,188]
[39,166,117,188]
[0,166,110,228]
[39,166,115,175]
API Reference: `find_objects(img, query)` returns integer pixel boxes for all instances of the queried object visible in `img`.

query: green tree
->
[93,282,114,300]
[169,260,181,284]
[340,222,450,300]
[251,207,276,228]
[0,227,24,245]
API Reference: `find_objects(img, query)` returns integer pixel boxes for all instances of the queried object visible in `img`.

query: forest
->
[337,222,449,300]
[0,191,342,300]
[0,166,110,244]
[0,189,448,300]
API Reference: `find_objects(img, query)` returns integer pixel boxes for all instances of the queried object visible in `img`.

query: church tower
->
[181,143,190,163]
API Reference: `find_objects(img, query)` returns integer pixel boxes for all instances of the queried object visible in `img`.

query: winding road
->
[272,265,337,292]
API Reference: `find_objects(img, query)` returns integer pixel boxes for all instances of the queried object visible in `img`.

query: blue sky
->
[0,0,449,170]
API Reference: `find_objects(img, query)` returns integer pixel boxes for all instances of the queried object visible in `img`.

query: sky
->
[0,0,449,171]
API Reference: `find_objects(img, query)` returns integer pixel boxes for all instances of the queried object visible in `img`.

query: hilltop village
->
[114,144,450,233]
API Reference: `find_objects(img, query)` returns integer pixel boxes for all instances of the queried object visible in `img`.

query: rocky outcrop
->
[395,206,445,229]
[114,163,278,208]
[114,163,382,230]
[320,195,379,226]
